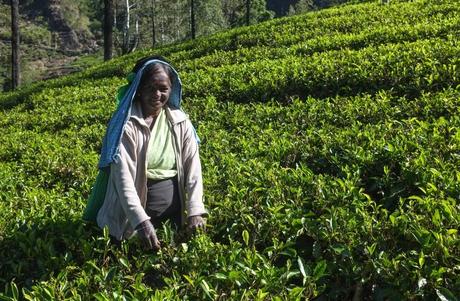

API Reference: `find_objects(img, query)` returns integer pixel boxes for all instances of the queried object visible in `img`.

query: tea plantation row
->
[1,0,458,107]
[0,0,459,299]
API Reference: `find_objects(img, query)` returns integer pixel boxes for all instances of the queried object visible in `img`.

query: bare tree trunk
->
[103,0,113,61]
[131,15,139,52]
[123,0,130,54]
[151,0,156,47]
[190,0,196,39]
[114,1,117,28]
[11,0,20,90]
[246,0,250,26]
[175,0,179,41]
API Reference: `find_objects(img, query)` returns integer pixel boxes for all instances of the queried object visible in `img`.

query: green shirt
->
[146,108,177,180]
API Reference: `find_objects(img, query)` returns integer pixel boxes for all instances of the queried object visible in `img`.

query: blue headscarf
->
[98,59,194,169]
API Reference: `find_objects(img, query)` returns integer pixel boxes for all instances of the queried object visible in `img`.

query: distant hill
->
[0,0,98,91]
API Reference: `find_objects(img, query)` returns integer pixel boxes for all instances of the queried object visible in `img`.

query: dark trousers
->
[145,176,181,229]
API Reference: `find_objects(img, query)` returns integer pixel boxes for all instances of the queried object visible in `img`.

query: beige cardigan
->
[97,102,207,240]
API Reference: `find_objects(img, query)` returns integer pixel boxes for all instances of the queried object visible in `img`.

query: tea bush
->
[0,0,459,299]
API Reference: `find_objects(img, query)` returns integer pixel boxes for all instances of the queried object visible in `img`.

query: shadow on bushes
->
[0,219,101,290]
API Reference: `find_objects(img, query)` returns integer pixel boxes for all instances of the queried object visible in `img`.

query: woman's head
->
[134,56,174,117]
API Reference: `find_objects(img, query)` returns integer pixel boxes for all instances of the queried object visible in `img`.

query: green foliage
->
[222,0,275,28]
[0,0,459,299]
[288,0,315,15]
[195,0,228,36]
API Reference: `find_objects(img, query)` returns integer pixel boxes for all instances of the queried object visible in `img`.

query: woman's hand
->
[187,215,206,233]
[136,220,161,251]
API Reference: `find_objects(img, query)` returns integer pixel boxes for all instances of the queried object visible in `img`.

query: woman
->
[96,56,207,251]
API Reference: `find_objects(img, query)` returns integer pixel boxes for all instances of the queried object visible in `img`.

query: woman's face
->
[138,67,172,117]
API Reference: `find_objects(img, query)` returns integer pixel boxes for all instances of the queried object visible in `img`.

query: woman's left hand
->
[187,215,206,233]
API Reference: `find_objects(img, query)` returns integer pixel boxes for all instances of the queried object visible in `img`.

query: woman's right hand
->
[136,220,161,251]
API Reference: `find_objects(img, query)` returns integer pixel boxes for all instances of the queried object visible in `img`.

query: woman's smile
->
[138,68,172,117]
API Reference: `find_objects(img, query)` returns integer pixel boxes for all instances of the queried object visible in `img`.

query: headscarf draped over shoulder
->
[98,59,184,169]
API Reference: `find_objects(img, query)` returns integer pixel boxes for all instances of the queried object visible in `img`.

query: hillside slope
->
[0,0,459,299]
[0,2,94,92]
[0,4,53,90]
[0,0,98,92]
